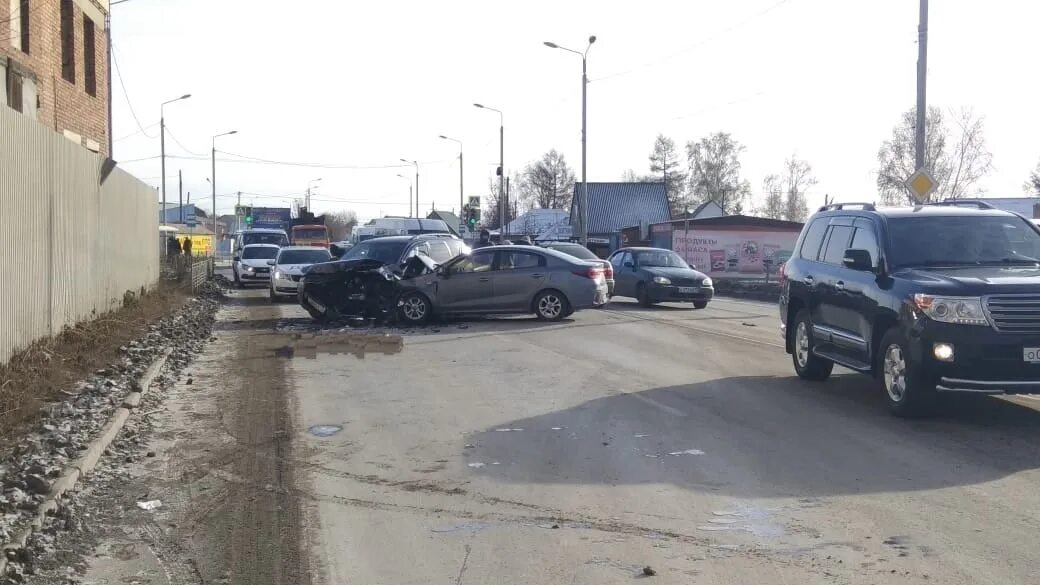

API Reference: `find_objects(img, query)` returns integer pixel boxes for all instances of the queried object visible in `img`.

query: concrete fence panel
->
[0,106,158,364]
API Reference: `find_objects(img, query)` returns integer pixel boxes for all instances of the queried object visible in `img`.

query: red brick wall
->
[0,0,109,155]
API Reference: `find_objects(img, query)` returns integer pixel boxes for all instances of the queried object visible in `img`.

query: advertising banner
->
[673,229,799,276]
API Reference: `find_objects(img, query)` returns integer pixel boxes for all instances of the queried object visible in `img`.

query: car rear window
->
[278,250,331,264]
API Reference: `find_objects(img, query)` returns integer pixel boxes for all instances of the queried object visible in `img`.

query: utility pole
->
[580,49,588,245]
[458,150,464,218]
[161,117,167,225]
[505,175,511,235]
[915,0,928,171]
[415,168,420,219]
[178,170,183,223]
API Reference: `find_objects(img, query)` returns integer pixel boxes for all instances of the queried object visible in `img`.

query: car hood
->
[895,265,1040,294]
[642,266,709,281]
[240,259,274,268]
[274,263,316,275]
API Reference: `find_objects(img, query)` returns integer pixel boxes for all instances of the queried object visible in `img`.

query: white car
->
[233,244,280,287]
[268,246,333,301]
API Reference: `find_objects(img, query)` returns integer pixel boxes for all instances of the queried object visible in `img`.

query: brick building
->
[1,0,110,155]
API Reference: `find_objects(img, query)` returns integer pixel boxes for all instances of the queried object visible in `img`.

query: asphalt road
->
[61,284,1040,585]
[276,292,1040,585]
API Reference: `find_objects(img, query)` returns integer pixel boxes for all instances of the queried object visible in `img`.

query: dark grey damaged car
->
[299,244,609,324]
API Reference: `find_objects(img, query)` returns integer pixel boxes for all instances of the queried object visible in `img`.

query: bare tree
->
[686,132,750,215]
[758,174,785,219]
[782,156,815,222]
[877,106,993,204]
[517,149,575,210]
[1023,160,1040,196]
[649,134,687,216]
[325,210,358,241]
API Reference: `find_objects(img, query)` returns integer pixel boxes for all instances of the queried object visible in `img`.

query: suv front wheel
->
[878,329,936,417]
[791,310,833,381]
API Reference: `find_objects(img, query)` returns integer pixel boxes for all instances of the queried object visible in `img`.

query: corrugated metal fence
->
[0,107,159,364]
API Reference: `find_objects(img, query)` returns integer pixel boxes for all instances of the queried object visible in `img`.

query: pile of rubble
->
[0,284,223,583]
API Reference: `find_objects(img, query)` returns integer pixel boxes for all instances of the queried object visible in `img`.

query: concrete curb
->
[0,348,173,577]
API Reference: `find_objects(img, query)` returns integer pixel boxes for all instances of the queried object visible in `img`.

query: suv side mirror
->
[267,260,276,266]
[233,255,240,262]
[843,249,874,271]
[623,261,635,269]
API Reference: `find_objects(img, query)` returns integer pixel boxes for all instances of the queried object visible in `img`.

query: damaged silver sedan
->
[298,245,609,325]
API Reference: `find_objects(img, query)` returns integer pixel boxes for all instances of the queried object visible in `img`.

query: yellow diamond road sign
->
[906,169,937,203]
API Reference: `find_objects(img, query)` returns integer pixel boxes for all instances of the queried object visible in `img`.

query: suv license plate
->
[1024,348,1040,363]
[678,287,697,294]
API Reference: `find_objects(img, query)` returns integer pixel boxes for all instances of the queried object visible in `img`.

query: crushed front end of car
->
[298,255,439,325]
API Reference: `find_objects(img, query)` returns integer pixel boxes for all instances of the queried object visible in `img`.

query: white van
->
[350,217,450,243]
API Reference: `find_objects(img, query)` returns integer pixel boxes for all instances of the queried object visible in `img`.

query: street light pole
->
[473,104,504,237]
[915,0,928,172]
[159,94,191,226]
[544,36,596,245]
[400,159,419,217]
[211,129,237,238]
[439,135,464,216]
[306,178,322,210]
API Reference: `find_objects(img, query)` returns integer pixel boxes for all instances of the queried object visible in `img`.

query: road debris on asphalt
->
[135,499,162,511]
[667,449,705,456]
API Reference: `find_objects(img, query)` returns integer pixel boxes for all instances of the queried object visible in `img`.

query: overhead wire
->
[110,43,158,139]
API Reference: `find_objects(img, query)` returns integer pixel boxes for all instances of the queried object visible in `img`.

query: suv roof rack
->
[818,202,876,212]
[921,199,995,210]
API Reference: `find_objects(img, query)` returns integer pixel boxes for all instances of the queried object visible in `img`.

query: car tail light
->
[602,262,614,279]
[777,261,787,283]
[573,266,605,280]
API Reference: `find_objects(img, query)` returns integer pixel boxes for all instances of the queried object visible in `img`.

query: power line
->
[592,0,794,83]
[110,43,157,139]
[163,126,207,157]
[217,150,455,170]
[113,122,160,142]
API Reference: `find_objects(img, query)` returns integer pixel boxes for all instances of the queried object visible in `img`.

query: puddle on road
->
[308,424,344,437]
[272,333,404,360]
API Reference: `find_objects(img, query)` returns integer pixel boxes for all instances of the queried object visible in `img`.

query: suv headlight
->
[245,265,255,272]
[702,277,713,287]
[913,294,989,326]
[653,276,671,285]
[273,270,282,279]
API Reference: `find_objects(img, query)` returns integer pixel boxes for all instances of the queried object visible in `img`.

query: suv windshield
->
[636,250,689,268]
[277,250,331,264]
[340,240,408,264]
[242,246,278,260]
[888,216,1040,267]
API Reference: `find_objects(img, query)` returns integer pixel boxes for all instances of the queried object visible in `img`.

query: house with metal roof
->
[570,182,671,253]
[426,210,464,237]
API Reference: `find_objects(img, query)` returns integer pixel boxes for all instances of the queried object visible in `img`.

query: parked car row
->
[232,228,717,324]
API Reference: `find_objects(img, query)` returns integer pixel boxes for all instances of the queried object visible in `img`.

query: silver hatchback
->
[396,245,608,324]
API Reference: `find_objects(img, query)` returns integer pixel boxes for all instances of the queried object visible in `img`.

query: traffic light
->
[465,206,479,227]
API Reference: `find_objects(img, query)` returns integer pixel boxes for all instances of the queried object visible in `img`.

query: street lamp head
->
[543,41,558,48]
[228,130,238,135]
[399,158,409,163]
[473,103,484,109]
[588,35,596,44]
[438,135,447,139]
[181,93,192,100]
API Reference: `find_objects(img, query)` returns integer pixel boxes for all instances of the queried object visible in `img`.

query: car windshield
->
[636,250,688,268]
[242,246,278,260]
[887,216,1040,267]
[277,250,331,264]
[339,240,408,264]
[243,232,288,246]
[550,244,598,260]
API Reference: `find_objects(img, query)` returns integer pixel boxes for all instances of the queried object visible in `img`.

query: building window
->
[83,16,96,96]
[19,0,30,54]
[60,0,74,83]
[6,67,23,113]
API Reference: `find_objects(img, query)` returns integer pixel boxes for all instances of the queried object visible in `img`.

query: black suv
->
[335,233,467,266]
[780,201,1040,416]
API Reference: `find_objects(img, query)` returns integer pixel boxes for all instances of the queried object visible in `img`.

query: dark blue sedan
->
[607,247,714,308]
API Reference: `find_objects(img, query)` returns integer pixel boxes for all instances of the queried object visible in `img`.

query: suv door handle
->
[531,273,545,278]
[835,280,845,290]
[478,277,490,282]
[804,275,815,284]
